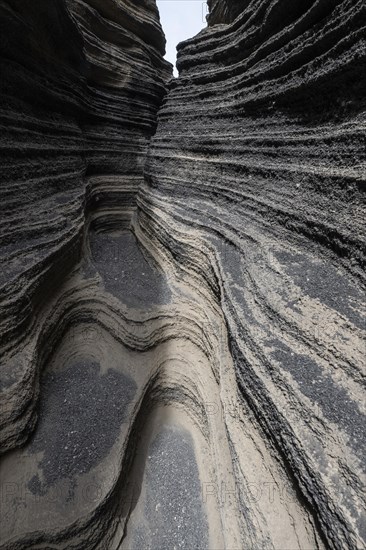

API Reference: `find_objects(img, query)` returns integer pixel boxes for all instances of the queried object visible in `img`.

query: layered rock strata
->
[0,0,170,452]
[0,1,176,547]
[141,0,366,548]
[0,0,365,549]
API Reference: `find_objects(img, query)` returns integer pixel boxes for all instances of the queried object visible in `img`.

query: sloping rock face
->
[0,1,173,547]
[0,0,365,549]
[140,1,366,549]
[0,0,170,451]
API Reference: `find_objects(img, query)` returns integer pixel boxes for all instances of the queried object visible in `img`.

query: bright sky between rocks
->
[157,0,207,76]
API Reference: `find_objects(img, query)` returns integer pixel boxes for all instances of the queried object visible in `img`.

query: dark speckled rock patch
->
[89,231,171,307]
[28,360,136,494]
[127,425,208,550]
[270,342,365,458]
[275,251,365,330]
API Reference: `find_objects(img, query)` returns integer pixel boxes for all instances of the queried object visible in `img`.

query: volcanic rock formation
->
[0,0,365,549]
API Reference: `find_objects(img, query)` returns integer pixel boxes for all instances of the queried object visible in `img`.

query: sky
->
[156,1,207,76]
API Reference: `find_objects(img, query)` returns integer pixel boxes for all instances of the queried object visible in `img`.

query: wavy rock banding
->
[0,0,365,549]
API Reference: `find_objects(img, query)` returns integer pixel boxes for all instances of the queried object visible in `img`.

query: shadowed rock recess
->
[0,0,365,549]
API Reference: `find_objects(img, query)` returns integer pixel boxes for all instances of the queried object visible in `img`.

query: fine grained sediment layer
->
[142,0,366,548]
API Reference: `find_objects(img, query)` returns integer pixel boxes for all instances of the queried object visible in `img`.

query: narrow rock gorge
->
[0,1,365,549]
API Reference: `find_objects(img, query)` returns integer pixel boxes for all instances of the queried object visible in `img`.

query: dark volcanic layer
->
[0,1,173,547]
[141,0,366,548]
[0,0,171,451]
[0,0,365,549]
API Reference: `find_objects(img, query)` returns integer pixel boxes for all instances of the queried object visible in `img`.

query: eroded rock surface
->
[0,0,171,452]
[141,0,366,548]
[0,0,365,549]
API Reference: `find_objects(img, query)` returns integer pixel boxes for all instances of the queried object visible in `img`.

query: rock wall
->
[0,0,170,451]
[140,0,366,548]
[0,0,365,548]
[0,2,173,547]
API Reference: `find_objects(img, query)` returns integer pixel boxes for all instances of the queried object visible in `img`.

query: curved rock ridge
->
[0,0,171,451]
[141,0,366,548]
[0,221,325,548]
[207,0,244,26]
[0,0,365,549]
